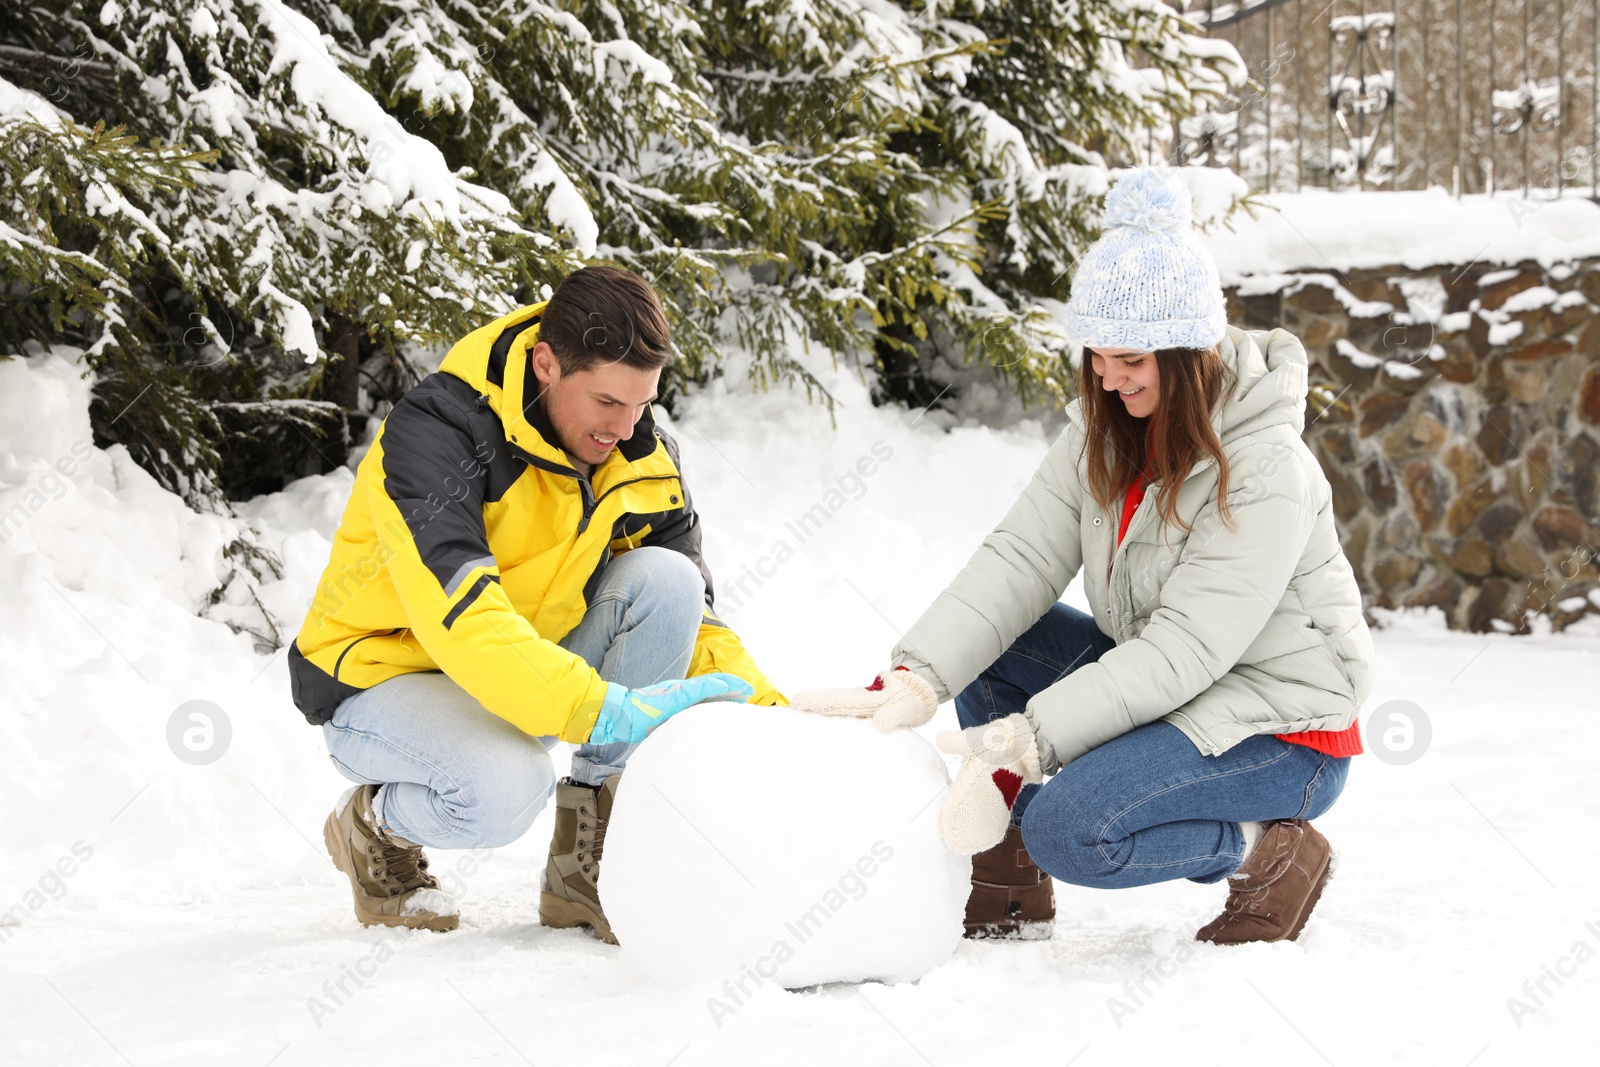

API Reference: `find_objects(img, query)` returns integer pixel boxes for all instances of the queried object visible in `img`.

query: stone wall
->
[1226,258,1600,632]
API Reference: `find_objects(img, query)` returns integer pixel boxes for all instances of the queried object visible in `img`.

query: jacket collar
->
[461,303,665,474]
[1216,326,1308,443]
[520,375,662,466]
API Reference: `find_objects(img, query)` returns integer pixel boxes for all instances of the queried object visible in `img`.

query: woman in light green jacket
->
[796,168,1373,946]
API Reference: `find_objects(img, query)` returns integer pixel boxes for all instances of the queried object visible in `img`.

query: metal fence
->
[1163,0,1600,196]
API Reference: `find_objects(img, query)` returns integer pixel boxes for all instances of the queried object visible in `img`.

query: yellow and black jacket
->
[289,302,784,741]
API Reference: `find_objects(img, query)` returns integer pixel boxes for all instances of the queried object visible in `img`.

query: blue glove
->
[588,673,755,745]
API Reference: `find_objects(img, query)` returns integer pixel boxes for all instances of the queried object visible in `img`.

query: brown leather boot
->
[539,775,620,944]
[963,824,1055,939]
[1196,819,1334,945]
[322,785,459,932]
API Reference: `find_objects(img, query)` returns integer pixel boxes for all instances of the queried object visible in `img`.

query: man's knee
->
[450,748,556,848]
[608,548,704,647]
[622,546,705,606]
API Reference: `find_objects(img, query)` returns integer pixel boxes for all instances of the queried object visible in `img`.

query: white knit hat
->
[1062,167,1227,352]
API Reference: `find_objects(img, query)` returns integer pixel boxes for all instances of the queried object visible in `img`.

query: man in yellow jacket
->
[292,266,784,939]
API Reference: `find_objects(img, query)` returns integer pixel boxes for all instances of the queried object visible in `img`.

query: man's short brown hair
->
[540,266,672,375]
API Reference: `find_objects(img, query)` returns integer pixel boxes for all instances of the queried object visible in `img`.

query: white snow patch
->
[1486,316,1524,346]
[593,39,675,86]
[0,76,66,126]
[1396,275,1448,328]
[526,150,599,256]
[401,888,459,917]
[956,99,1038,178]
[1335,338,1382,369]
[189,7,219,37]
[1238,272,1392,318]
[1202,188,1600,284]
[268,287,320,360]
[1500,286,1559,314]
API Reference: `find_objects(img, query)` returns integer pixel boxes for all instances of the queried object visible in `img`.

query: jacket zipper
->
[1104,491,1159,640]
[1103,459,1223,639]
[507,440,680,536]
[579,473,680,534]
[576,476,597,531]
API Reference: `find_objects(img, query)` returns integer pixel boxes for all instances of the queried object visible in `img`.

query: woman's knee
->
[1019,775,1124,889]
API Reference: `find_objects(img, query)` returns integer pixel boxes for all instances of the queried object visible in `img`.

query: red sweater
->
[1117,481,1361,759]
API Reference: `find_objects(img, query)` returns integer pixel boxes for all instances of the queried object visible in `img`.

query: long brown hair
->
[1080,346,1235,533]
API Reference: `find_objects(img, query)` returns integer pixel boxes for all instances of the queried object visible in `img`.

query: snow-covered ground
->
[2,350,1597,1066]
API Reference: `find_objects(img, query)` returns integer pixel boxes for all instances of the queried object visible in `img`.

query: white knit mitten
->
[790,667,939,730]
[935,714,1043,782]
[934,714,1044,855]
[938,757,1014,855]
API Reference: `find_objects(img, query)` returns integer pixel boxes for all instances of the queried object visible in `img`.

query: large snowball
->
[604,703,969,990]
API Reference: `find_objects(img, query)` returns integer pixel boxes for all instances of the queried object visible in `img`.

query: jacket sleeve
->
[890,422,1088,701]
[1026,440,1320,771]
[369,387,612,741]
[644,432,787,706]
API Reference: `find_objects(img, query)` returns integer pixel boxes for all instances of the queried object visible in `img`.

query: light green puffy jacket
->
[892,326,1374,773]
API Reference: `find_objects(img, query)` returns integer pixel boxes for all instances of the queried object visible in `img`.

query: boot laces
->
[1218,880,1269,919]
[368,836,437,896]
[588,818,607,875]
[1218,845,1293,918]
[576,816,608,875]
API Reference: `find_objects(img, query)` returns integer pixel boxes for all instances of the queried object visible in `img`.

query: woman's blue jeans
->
[954,603,1351,886]
[321,547,705,848]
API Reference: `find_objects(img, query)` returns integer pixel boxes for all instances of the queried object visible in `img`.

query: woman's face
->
[1089,347,1161,418]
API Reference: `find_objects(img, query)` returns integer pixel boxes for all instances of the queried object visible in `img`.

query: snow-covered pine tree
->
[1,0,577,505]
[698,0,1008,403]
[0,69,228,492]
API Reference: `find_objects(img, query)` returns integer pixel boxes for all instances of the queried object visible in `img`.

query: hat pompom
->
[1102,168,1193,234]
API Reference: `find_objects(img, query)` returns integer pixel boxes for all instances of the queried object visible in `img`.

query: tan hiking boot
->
[322,785,459,933]
[1196,819,1333,945]
[539,775,620,944]
[964,824,1055,939]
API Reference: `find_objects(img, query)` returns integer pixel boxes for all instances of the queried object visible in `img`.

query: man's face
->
[1089,346,1161,419]
[530,341,662,467]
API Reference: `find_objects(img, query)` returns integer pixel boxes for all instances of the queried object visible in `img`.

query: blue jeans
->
[322,547,704,848]
[955,603,1350,886]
